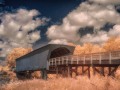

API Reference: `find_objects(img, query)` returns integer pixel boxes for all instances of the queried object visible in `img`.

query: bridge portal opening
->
[50,47,70,58]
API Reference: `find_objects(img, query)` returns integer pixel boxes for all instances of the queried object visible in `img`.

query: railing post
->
[55,58,56,66]
[58,57,60,65]
[67,65,71,77]
[84,55,85,64]
[99,53,101,64]
[51,59,53,66]
[62,57,64,65]
[91,54,92,64]
[53,59,55,65]
[71,58,73,64]
[77,57,79,64]
[48,59,50,66]
[109,52,112,64]
[59,57,61,65]
[66,56,68,65]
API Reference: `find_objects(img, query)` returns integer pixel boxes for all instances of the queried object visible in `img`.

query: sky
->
[0,0,120,57]
[1,0,83,48]
[0,0,83,57]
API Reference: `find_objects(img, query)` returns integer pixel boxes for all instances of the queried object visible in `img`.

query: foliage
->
[1,76,120,90]
[6,47,32,69]
[73,37,120,55]
[103,37,120,52]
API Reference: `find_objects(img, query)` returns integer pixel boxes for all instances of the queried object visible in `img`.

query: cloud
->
[0,9,48,57]
[80,31,109,44]
[89,0,120,5]
[108,25,120,36]
[49,39,68,45]
[47,1,120,44]
[81,24,120,44]
[28,31,41,43]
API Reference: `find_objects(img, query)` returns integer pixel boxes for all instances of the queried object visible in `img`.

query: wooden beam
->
[108,67,111,76]
[100,67,105,76]
[61,66,67,77]
[82,66,84,75]
[67,66,71,77]
[108,66,118,76]
[83,67,89,73]
[94,67,101,74]
[56,66,59,78]
[94,67,105,76]
[82,66,90,76]
[88,66,90,78]
[92,66,96,75]
[75,66,78,76]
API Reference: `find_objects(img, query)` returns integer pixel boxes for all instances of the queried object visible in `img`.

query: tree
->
[103,37,120,52]
[83,43,94,54]
[74,45,83,55]
[6,47,32,68]
[73,43,96,55]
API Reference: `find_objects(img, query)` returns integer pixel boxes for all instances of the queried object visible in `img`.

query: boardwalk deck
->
[48,51,120,78]
[49,51,120,66]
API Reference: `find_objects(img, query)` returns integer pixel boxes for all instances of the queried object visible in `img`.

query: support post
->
[77,57,79,64]
[41,68,47,80]
[67,66,71,77]
[108,67,111,76]
[62,67,65,77]
[75,66,78,76]
[99,53,102,64]
[56,66,59,78]
[109,52,112,64]
[91,54,92,64]
[84,56,85,64]
[82,66,84,75]
[88,66,90,78]
[100,67,105,76]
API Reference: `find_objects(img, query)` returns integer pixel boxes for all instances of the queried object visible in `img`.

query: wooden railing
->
[49,51,120,66]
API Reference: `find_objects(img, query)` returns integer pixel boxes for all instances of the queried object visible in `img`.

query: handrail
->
[49,51,120,66]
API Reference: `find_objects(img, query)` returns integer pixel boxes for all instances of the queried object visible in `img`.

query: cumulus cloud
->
[109,25,120,36]
[0,9,48,57]
[49,39,68,45]
[47,1,120,44]
[80,24,120,43]
[89,0,120,5]
[80,31,109,44]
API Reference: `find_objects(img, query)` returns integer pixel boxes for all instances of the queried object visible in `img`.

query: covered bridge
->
[16,44,120,79]
[16,44,75,79]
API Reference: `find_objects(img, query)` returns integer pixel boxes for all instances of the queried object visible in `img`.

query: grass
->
[1,75,120,90]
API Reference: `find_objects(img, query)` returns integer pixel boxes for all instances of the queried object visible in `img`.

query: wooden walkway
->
[49,51,120,66]
[48,51,120,78]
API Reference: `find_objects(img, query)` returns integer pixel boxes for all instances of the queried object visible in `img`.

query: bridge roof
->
[16,44,75,61]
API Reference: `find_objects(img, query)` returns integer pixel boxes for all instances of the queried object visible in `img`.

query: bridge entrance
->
[50,47,71,58]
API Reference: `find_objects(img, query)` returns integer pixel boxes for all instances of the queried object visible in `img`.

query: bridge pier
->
[51,65,119,79]
[91,66,119,77]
